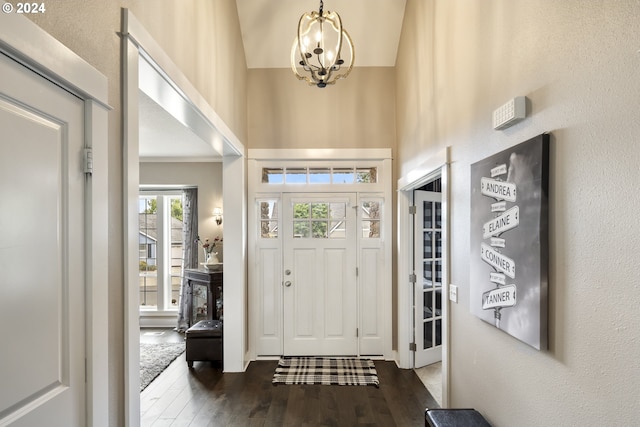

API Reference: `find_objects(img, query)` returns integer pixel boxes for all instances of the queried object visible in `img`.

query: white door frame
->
[397,147,450,407]
[248,149,393,361]
[0,13,110,427]
[121,9,247,427]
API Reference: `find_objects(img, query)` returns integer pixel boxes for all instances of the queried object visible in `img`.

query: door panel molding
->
[283,193,358,356]
[0,13,109,427]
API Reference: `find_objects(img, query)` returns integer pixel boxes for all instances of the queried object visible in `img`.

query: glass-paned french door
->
[414,190,443,367]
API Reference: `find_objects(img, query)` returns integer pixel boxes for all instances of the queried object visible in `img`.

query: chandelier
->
[291,0,354,88]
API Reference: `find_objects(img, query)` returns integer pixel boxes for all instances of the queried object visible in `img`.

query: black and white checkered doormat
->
[272,356,379,387]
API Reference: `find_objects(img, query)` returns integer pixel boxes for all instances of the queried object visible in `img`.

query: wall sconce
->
[213,207,223,225]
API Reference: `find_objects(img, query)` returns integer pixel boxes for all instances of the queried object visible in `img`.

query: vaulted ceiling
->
[236,0,406,68]
[140,0,407,161]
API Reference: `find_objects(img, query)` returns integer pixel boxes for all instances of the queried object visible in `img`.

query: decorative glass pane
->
[435,319,442,346]
[309,168,331,184]
[424,291,433,319]
[332,168,354,184]
[312,220,328,238]
[293,221,309,238]
[423,231,433,258]
[260,220,278,238]
[260,201,277,219]
[424,320,433,349]
[423,202,433,229]
[329,220,346,238]
[285,168,307,184]
[423,261,433,287]
[293,203,310,219]
[434,260,442,286]
[311,203,328,219]
[362,220,380,238]
[329,203,346,219]
[435,286,442,316]
[435,232,442,258]
[362,201,380,220]
[434,202,442,228]
[262,168,283,184]
[356,167,377,183]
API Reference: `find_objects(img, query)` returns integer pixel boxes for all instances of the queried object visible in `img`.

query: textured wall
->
[247,67,396,150]
[396,1,640,425]
[26,2,246,425]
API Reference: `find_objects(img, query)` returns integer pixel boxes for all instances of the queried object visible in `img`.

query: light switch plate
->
[449,284,458,303]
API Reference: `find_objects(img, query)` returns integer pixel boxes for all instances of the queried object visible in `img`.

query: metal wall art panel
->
[470,133,550,350]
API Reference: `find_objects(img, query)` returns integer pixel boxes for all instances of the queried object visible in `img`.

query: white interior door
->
[0,53,86,426]
[282,193,357,356]
[414,190,443,367]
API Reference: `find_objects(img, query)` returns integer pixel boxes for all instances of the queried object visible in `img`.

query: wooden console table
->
[184,268,223,328]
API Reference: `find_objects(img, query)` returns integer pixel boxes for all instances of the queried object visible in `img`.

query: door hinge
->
[409,205,417,215]
[356,267,359,277]
[356,328,359,337]
[409,342,417,351]
[409,273,417,283]
[83,147,93,175]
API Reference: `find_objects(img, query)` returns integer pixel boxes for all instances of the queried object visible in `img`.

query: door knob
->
[284,281,292,287]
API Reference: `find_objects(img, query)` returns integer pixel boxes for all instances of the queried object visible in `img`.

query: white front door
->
[0,53,86,426]
[414,190,443,367]
[282,193,358,356]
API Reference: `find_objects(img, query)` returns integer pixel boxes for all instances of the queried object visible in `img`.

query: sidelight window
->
[259,200,279,238]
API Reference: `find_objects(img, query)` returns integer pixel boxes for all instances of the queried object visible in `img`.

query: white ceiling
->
[139,90,221,162]
[140,0,407,161]
[236,0,407,68]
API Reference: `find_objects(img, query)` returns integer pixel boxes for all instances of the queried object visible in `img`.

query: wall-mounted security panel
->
[493,96,527,130]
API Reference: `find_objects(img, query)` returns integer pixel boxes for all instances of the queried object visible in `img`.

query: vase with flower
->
[197,235,223,269]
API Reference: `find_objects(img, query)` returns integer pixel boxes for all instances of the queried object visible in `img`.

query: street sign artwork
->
[470,134,550,350]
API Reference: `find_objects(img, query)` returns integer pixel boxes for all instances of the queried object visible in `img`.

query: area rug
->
[140,342,186,392]
[272,357,379,387]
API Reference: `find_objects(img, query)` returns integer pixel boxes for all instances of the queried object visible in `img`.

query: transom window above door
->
[262,166,377,184]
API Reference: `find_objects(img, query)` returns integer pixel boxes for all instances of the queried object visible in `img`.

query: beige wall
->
[248,67,396,149]
[247,66,399,348]
[26,2,246,425]
[140,162,224,263]
[396,0,640,425]
[21,0,640,424]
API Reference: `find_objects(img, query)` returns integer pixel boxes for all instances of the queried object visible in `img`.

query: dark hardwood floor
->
[140,329,439,426]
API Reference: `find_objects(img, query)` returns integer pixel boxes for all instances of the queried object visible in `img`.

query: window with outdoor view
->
[139,193,184,311]
[292,202,347,239]
[261,166,377,184]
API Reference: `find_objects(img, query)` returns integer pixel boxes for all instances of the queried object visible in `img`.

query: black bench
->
[425,408,491,427]
[185,319,223,368]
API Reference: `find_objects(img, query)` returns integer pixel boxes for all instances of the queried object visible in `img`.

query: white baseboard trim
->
[139,313,178,329]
